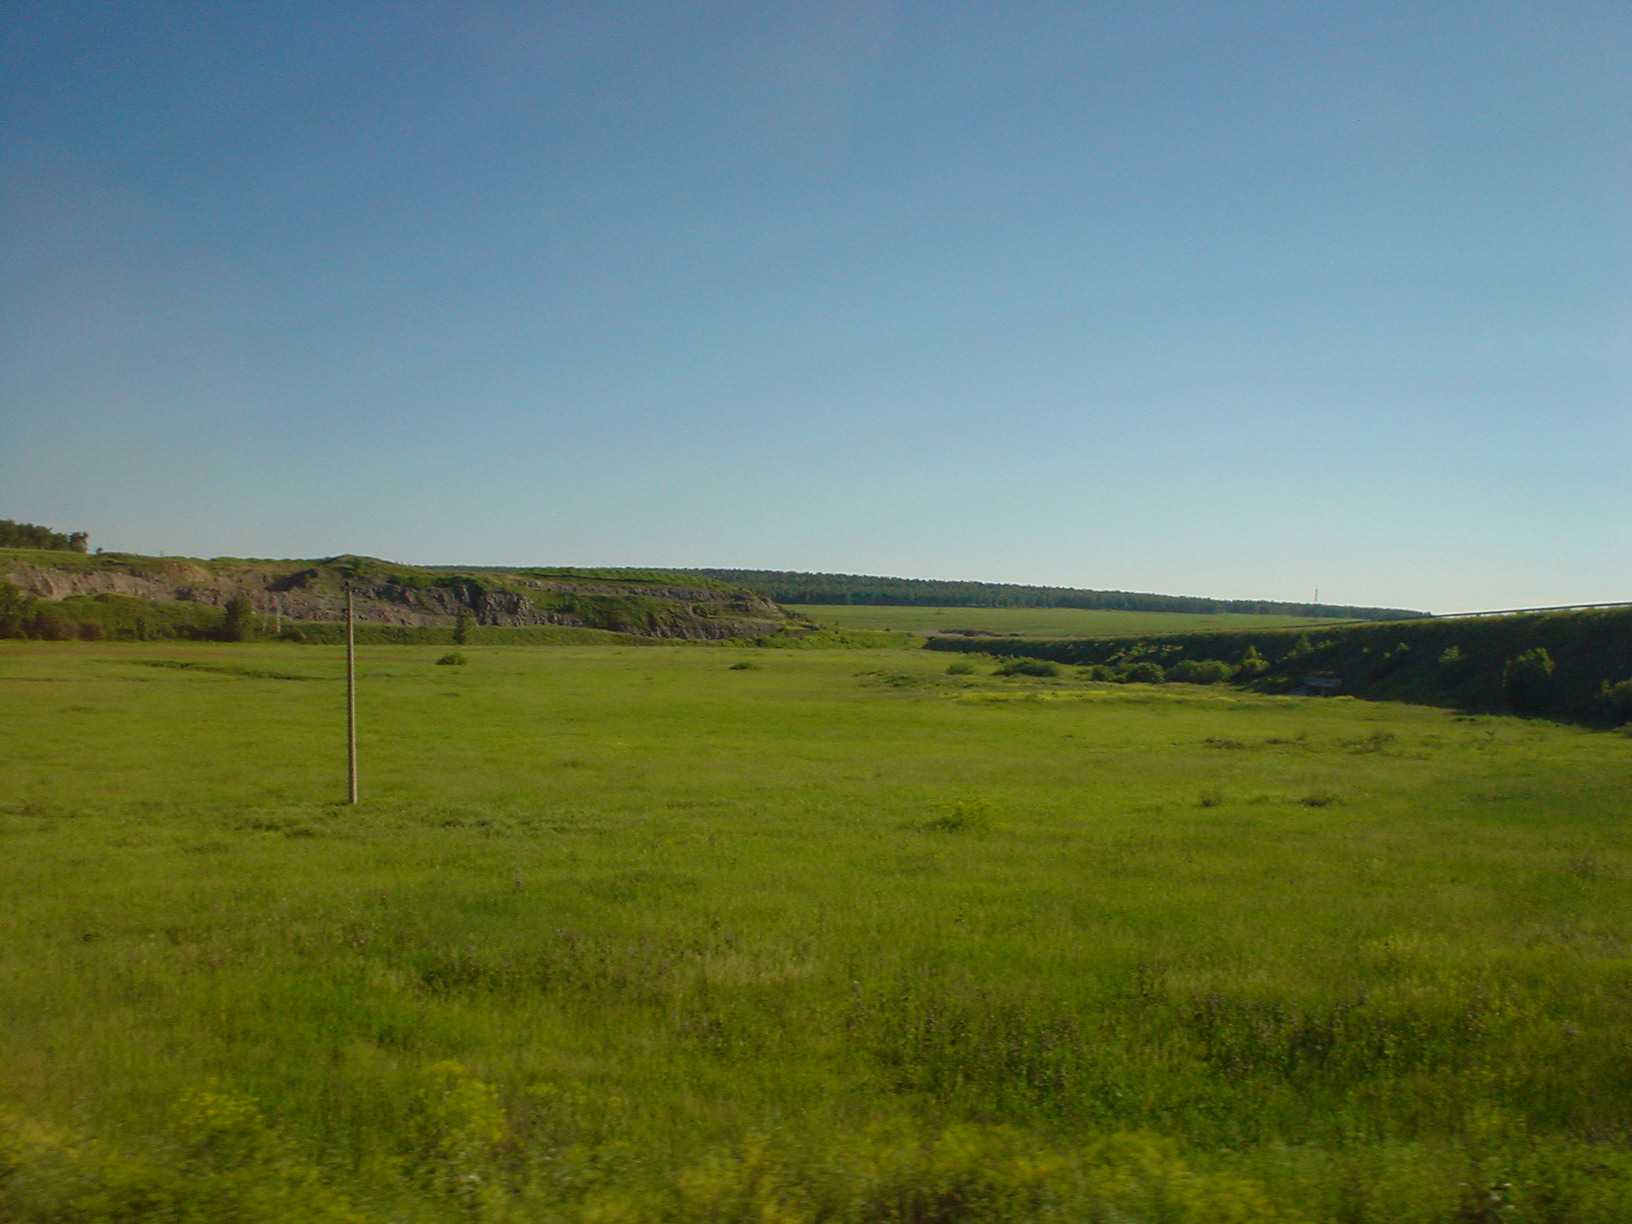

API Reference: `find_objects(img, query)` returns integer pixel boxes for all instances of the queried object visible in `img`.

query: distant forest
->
[692,570,1425,621]
[0,519,89,552]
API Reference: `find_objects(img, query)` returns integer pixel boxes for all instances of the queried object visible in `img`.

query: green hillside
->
[791,602,1334,640]
[696,568,1425,620]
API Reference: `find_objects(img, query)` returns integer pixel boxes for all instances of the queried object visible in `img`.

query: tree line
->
[0,519,90,552]
[927,606,1632,726]
[692,569,1423,621]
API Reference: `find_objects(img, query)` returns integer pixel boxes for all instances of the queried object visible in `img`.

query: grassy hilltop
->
[694,568,1426,621]
[787,602,1337,640]
[5,641,1632,1220]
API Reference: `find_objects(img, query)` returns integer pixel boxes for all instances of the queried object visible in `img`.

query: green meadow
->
[4,641,1632,1221]
[788,603,1335,640]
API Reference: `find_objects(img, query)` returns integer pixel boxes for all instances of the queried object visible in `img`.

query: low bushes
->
[1119,661,1165,685]
[1168,659,1233,685]
[1599,678,1632,725]
[1503,647,1556,712]
[994,658,1060,678]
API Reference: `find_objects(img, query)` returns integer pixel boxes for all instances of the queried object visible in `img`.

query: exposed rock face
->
[2,558,788,640]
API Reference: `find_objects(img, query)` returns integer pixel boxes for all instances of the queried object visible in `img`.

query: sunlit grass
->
[3,641,1631,1220]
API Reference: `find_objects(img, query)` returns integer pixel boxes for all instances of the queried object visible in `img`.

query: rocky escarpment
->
[2,554,789,641]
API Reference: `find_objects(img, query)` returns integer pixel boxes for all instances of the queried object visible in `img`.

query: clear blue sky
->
[4,3,1627,612]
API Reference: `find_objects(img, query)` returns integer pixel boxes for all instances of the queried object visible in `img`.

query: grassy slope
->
[4,642,1632,1220]
[791,603,1332,640]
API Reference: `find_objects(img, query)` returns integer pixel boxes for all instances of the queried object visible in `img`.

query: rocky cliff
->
[1,552,789,641]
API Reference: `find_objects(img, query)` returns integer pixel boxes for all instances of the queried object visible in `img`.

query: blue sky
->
[3,3,1627,612]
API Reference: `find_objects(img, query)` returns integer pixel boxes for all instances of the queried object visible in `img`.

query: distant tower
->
[1315,586,1320,605]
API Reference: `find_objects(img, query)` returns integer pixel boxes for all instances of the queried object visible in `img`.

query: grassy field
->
[788,604,1335,640]
[4,642,1632,1221]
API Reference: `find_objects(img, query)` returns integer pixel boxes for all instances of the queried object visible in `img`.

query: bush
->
[994,658,1060,678]
[1119,661,1166,685]
[1169,659,1233,685]
[453,609,473,646]
[1236,645,1268,678]
[278,627,307,643]
[1081,663,1117,682]
[0,581,37,638]
[30,609,73,640]
[1599,678,1632,725]
[728,660,758,671]
[220,595,254,642]
[1284,634,1315,660]
[435,652,468,667]
[945,660,976,675]
[1503,647,1556,712]
[76,621,104,641]
[1439,644,1464,668]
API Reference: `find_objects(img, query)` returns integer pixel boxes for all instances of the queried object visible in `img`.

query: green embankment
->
[927,605,1632,724]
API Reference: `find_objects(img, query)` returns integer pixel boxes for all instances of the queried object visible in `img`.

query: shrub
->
[1284,634,1315,660]
[453,609,474,645]
[1120,661,1165,685]
[0,581,37,638]
[1169,659,1233,685]
[219,595,254,642]
[435,652,468,666]
[1236,645,1268,678]
[945,660,976,675]
[76,621,104,641]
[994,658,1060,678]
[1081,663,1117,682]
[1599,678,1632,725]
[30,609,73,640]
[1439,644,1464,668]
[278,627,307,643]
[1503,647,1555,712]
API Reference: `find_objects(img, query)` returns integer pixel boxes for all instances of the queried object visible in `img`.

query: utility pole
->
[346,587,358,805]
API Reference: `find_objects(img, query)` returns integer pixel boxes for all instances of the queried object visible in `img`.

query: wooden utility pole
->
[346,587,358,804]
